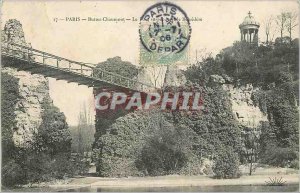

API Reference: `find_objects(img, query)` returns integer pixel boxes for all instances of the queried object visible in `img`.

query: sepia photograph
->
[1,0,299,192]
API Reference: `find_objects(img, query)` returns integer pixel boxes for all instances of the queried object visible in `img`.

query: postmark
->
[139,2,191,66]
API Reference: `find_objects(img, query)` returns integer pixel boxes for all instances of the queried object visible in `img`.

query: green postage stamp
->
[139,2,191,66]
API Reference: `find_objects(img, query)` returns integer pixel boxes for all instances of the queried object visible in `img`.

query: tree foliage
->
[216,38,299,168]
[93,35,299,178]
[1,73,19,164]
[220,39,299,87]
[1,73,74,186]
[254,82,299,167]
[34,97,72,156]
[212,147,241,179]
[95,56,139,78]
[93,82,241,178]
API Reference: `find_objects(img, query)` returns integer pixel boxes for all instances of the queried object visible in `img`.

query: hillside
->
[92,37,299,178]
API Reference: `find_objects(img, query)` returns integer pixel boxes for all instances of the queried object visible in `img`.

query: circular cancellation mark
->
[139,2,192,54]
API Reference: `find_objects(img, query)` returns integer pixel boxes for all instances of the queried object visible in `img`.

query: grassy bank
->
[3,167,299,192]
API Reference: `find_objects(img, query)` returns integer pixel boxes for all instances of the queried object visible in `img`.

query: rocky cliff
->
[2,19,53,148]
[137,65,186,88]
[210,74,268,128]
[223,83,268,128]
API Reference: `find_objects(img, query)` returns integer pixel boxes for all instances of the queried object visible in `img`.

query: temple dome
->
[239,11,260,28]
[239,11,260,44]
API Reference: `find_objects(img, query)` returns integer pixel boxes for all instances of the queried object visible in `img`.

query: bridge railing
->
[2,41,95,76]
[1,41,157,92]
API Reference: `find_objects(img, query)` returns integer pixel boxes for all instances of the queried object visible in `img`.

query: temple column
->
[241,30,244,41]
[255,29,258,42]
[247,29,250,42]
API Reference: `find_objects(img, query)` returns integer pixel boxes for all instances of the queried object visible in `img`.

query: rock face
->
[2,68,49,147]
[223,84,268,128]
[2,19,51,147]
[137,66,167,88]
[209,74,267,128]
[137,65,186,88]
[2,19,28,45]
[163,65,186,87]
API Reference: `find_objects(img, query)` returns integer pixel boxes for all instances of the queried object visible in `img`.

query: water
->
[64,184,299,192]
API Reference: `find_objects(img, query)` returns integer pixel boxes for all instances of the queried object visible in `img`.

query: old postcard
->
[1,0,299,192]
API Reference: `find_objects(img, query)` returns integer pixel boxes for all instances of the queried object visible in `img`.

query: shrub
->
[21,151,76,184]
[212,148,241,179]
[24,152,53,183]
[265,177,286,186]
[98,156,142,177]
[71,154,91,175]
[179,157,214,176]
[290,159,299,169]
[261,145,298,167]
[136,137,188,176]
[2,160,26,187]
[1,91,74,186]
[135,120,192,176]
[50,153,76,178]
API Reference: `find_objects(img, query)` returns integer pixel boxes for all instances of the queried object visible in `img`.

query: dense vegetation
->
[185,37,299,170]
[70,124,94,154]
[93,36,299,178]
[2,35,298,187]
[69,106,95,154]
[1,73,19,163]
[93,57,139,165]
[221,38,298,87]
[93,66,242,178]
[224,38,299,169]
[1,73,74,187]
[1,73,21,186]
[95,56,139,78]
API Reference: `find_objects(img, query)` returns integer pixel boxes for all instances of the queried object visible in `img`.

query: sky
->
[2,0,299,125]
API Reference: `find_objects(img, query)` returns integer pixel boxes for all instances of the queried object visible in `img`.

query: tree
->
[136,120,190,176]
[148,65,166,87]
[285,12,298,41]
[254,81,299,168]
[36,96,72,157]
[76,102,94,154]
[95,56,138,78]
[94,56,139,87]
[220,41,255,78]
[184,56,224,84]
[241,126,262,175]
[263,15,277,43]
[194,48,213,64]
[212,147,240,179]
[276,12,288,39]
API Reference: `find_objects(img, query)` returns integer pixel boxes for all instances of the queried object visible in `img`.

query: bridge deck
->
[1,42,156,92]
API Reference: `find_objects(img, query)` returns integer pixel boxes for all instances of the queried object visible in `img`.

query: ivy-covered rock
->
[1,72,19,163]
[93,82,241,177]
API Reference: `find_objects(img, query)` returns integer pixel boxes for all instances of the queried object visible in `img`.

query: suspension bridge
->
[1,41,156,92]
